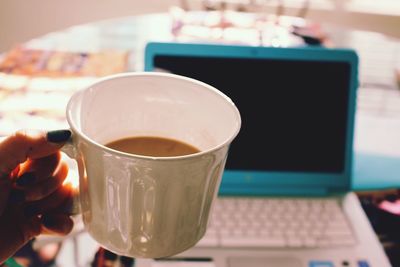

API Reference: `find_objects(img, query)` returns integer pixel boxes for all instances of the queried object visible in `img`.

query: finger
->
[24,162,69,202]
[16,152,61,186]
[41,214,74,235]
[0,179,12,216]
[0,213,42,263]
[0,165,18,216]
[24,185,73,216]
[0,129,71,178]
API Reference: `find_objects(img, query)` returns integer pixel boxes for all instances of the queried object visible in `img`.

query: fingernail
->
[24,206,39,217]
[42,215,58,228]
[9,190,25,203]
[104,250,118,261]
[120,256,135,266]
[59,197,74,214]
[16,172,36,186]
[47,130,71,143]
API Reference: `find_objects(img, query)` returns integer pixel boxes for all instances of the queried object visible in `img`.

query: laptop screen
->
[152,53,351,174]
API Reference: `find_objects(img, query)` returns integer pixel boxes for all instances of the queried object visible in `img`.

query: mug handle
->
[61,131,77,158]
[59,132,81,215]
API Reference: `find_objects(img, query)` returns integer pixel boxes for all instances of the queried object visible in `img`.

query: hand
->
[0,130,74,264]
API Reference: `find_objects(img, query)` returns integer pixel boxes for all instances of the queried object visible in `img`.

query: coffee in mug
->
[105,136,200,157]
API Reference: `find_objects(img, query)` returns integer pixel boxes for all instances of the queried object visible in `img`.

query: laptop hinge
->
[219,185,329,197]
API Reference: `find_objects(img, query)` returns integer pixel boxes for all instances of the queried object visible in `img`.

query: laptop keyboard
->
[197,197,356,248]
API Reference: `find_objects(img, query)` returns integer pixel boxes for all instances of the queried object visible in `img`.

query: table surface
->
[1,11,400,191]
[2,11,400,267]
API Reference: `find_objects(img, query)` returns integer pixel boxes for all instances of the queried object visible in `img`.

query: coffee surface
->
[105,136,200,157]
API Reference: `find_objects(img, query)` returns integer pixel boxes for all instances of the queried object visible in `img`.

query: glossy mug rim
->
[66,72,242,161]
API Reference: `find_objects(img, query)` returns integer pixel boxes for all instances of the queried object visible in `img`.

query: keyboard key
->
[328,236,356,246]
[225,220,236,227]
[270,229,285,237]
[260,229,271,236]
[295,214,307,221]
[220,237,286,247]
[232,229,244,236]
[212,219,223,227]
[330,239,356,246]
[317,239,332,247]
[220,212,230,221]
[219,228,231,237]
[232,212,242,220]
[320,213,331,221]
[287,237,303,247]
[310,229,323,237]
[324,228,352,236]
[259,213,268,220]
[284,229,299,237]
[197,235,219,247]
[271,213,281,220]
[288,221,301,229]
[250,220,262,228]
[313,221,325,228]
[245,229,258,236]
[276,221,289,229]
[207,228,217,235]
[304,238,317,247]
[238,220,248,227]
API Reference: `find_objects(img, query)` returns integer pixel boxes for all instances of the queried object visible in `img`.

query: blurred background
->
[1,0,400,266]
[1,0,400,52]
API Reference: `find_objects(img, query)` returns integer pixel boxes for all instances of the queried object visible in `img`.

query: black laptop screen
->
[154,55,351,173]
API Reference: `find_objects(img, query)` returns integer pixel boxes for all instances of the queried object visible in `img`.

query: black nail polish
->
[16,172,36,186]
[42,215,57,228]
[59,197,74,215]
[104,250,118,261]
[47,130,71,143]
[120,256,135,267]
[24,206,39,217]
[9,190,25,203]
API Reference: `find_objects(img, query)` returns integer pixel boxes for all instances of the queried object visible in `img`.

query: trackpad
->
[228,257,302,267]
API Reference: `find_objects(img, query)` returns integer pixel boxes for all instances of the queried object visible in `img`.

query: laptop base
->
[136,193,390,267]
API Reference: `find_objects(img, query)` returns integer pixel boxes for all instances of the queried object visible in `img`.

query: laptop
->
[140,42,391,267]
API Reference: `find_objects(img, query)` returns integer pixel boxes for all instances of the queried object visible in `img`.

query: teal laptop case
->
[144,42,359,196]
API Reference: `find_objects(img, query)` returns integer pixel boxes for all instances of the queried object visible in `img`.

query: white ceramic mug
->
[61,72,241,258]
